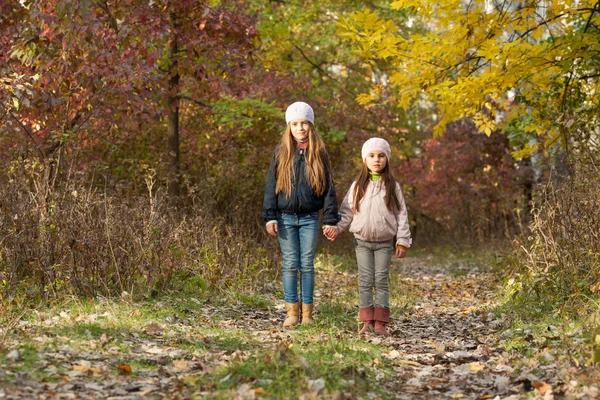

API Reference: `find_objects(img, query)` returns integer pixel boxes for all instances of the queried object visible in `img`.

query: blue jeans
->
[277,212,320,304]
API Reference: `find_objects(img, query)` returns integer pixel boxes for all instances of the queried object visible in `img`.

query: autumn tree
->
[0,0,256,198]
[337,1,600,161]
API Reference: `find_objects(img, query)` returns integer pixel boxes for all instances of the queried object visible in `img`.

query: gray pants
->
[354,238,394,308]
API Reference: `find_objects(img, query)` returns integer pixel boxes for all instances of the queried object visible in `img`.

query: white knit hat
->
[285,101,314,124]
[361,138,391,161]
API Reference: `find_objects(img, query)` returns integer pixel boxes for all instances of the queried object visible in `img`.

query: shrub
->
[0,177,279,307]
[505,162,600,317]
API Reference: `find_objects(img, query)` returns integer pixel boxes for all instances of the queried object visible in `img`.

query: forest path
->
[0,255,592,399]
[379,257,514,399]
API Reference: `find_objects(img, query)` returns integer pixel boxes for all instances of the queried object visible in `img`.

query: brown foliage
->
[0,169,278,303]
[508,162,600,314]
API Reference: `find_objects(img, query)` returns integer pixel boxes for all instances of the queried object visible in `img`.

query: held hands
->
[322,225,338,241]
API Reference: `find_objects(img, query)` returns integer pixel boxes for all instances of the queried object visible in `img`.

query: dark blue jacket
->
[262,146,339,225]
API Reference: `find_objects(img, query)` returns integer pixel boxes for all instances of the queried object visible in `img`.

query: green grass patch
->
[129,358,162,370]
[0,344,48,382]
[316,301,358,332]
[56,322,121,340]
[228,291,273,309]
[200,336,390,399]
[316,252,358,273]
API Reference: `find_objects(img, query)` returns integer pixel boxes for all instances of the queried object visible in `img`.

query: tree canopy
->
[337,0,600,159]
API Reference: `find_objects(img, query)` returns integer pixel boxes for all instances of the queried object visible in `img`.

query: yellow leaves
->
[356,93,374,105]
[585,334,600,366]
[351,8,380,28]
[391,0,421,11]
[338,0,597,157]
[511,142,539,160]
[390,0,408,9]
[356,84,384,105]
[473,112,497,137]
[531,27,546,41]
[337,10,400,60]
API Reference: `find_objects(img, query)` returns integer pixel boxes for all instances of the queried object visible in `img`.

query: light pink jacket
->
[338,180,412,247]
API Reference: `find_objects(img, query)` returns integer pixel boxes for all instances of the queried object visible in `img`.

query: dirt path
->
[381,258,513,399]
[0,256,595,399]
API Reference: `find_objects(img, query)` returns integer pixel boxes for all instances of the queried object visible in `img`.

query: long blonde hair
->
[275,123,327,197]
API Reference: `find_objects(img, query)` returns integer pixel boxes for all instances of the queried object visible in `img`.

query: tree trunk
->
[167,24,181,198]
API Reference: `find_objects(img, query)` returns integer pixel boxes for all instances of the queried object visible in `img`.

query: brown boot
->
[374,307,390,336]
[301,303,314,325]
[358,307,375,334]
[283,302,300,328]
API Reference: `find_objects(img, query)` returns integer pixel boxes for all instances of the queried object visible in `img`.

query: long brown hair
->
[275,123,327,197]
[352,162,401,213]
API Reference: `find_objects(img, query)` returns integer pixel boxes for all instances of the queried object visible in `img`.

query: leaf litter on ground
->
[0,254,598,399]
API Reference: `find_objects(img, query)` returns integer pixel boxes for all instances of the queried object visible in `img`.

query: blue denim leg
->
[278,213,319,304]
[298,213,319,304]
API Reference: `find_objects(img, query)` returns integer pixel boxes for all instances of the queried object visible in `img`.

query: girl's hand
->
[322,225,338,241]
[396,246,407,258]
[266,223,278,237]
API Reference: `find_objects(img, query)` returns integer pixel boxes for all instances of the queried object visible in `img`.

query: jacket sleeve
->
[394,182,412,247]
[337,183,355,233]
[321,150,340,225]
[262,148,279,221]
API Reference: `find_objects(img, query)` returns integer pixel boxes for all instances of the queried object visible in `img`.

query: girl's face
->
[365,151,387,173]
[289,120,311,143]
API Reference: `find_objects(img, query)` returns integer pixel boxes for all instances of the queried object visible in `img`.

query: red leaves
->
[40,26,55,41]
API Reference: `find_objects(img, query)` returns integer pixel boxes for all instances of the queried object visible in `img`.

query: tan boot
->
[374,307,390,336]
[301,303,314,325]
[283,302,300,328]
[358,307,375,334]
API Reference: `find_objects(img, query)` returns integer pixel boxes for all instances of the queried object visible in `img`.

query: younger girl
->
[325,138,411,336]
[263,101,339,328]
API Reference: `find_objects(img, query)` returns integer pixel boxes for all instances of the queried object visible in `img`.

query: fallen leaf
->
[397,359,421,367]
[470,362,485,371]
[131,309,142,317]
[145,322,164,334]
[533,381,552,395]
[118,363,132,374]
[384,350,401,359]
[6,349,21,361]
[145,347,166,354]
[73,364,90,373]
[173,359,189,371]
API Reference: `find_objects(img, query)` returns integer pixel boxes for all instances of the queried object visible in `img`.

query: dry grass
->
[0,171,278,310]
[505,162,600,317]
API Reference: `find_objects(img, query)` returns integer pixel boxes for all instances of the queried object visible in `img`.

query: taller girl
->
[263,101,339,328]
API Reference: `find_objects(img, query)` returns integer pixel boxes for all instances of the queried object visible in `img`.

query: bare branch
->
[0,101,45,159]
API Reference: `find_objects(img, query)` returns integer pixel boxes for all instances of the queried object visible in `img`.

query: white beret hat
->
[361,138,391,161]
[285,101,314,125]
